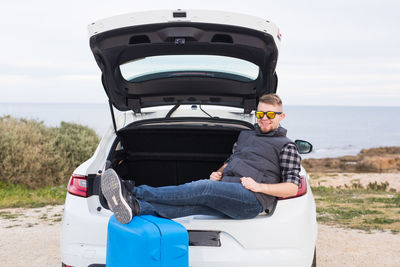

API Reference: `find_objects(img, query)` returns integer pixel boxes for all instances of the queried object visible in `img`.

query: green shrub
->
[366,181,389,191]
[0,116,99,188]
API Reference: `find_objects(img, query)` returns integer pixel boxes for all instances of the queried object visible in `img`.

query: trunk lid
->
[89,10,280,114]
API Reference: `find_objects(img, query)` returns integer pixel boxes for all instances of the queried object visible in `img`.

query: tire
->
[311,247,317,267]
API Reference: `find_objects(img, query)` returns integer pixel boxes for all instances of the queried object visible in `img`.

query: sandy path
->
[0,224,61,267]
[0,205,63,267]
[317,224,400,266]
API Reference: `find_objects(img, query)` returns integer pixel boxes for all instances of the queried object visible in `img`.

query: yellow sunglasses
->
[255,111,282,119]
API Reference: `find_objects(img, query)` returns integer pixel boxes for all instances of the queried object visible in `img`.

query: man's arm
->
[240,178,298,198]
[217,163,227,172]
[241,143,302,198]
[209,163,227,181]
[210,141,237,181]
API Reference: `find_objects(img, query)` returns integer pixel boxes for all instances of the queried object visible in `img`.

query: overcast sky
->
[1,0,399,106]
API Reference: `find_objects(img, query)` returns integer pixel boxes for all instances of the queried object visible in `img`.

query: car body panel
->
[61,194,109,267]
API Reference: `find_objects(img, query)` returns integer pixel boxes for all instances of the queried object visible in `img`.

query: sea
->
[1,103,399,159]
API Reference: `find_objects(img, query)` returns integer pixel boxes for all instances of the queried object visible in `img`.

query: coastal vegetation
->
[0,116,99,189]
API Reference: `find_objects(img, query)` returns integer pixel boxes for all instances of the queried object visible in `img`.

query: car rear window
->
[119,55,259,82]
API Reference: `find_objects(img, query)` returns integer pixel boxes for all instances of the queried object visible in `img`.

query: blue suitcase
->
[106,215,189,267]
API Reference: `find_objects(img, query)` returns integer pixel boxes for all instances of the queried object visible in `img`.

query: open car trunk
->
[107,118,254,187]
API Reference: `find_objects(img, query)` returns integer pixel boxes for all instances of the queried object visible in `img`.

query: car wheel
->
[311,247,316,267]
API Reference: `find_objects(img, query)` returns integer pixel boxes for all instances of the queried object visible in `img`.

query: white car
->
[60,9,317,267]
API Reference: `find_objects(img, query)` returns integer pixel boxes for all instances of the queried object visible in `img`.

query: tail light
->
[67,175,88,198]
[279,175,307,200]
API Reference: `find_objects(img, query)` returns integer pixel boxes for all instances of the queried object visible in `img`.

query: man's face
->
[256,102,285,133]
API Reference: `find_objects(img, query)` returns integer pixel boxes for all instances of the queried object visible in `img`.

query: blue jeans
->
[133,179,262,219]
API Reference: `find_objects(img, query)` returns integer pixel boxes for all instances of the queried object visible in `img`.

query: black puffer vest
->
[222,126,294,211]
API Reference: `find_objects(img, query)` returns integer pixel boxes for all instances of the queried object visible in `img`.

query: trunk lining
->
[111,126,245,187]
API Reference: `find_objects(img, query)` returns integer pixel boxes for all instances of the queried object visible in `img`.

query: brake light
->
[279,175,307,200]
[67,175,88,198]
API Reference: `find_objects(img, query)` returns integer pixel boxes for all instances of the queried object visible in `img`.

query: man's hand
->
[240,177,261,192]
[210,171,222,181]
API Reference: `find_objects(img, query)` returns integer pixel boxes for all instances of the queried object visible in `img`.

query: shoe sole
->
[101,169,133,224]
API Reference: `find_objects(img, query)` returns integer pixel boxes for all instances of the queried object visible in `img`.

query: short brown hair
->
[259,93,282,106]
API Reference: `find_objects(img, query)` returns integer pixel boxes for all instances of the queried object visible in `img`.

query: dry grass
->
[0,181,67,208]
[313,185,400,232]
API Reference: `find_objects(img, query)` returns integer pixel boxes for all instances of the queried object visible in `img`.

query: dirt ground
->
[1,173,400,267]
[309,172,400,191]
[0,205,63,267]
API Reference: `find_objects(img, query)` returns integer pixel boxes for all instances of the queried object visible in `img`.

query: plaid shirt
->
[226,142,301,187]
[280,143,302,187]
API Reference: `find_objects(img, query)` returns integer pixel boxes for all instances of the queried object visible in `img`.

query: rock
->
[303,146,400,173]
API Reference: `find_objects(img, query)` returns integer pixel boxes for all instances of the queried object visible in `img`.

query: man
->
[101,94,301,224]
